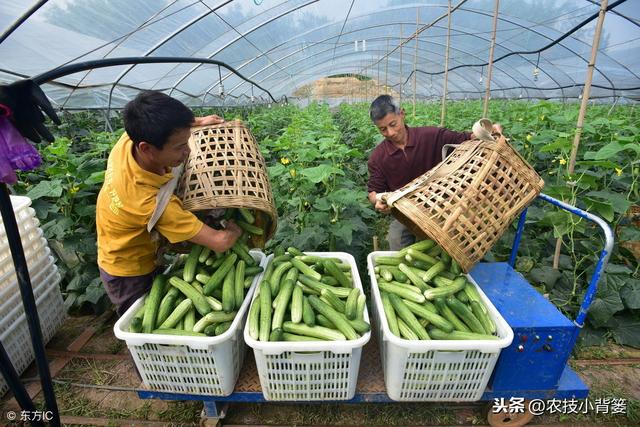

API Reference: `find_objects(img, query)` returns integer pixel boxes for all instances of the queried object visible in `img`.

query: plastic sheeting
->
[0,0,638,107]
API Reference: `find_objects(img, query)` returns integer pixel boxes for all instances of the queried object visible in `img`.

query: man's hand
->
[224,220,243,240]
[193,114,224,126]
[492,122,503,134]
[189,219,243,253]
[0,79,61,143]
[375,199,392,214]
[369,191,392,214]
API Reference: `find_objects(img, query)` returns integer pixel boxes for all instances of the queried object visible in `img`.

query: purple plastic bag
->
[0,116,42,184]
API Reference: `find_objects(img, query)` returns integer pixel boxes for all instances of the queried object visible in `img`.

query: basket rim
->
[368,251,514,352]
[113,249,267,349]
[244,252,371,354]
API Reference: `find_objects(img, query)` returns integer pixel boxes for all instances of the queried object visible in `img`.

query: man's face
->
[374,110,407,145]
[151,127,192,169]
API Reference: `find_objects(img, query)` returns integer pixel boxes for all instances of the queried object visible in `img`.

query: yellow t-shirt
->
[96,133,203,276]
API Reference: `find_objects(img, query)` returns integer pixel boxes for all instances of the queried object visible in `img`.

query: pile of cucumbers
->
[128,238,263,337]
[248,247,369,342]
[374,240,498,341]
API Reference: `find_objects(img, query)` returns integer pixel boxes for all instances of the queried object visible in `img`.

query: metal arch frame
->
[223,39,488,97]
[234,27,568,100]
[147,0,317,95]
[215,6,587,99]
[253,51,486,100]
[224,33,528,97]
[439,5,627,90]
[331,0,356,63]
[229,34,547,99]
[61,0,192,110]
[435,1,637,87]
[356,1,635,88]
[105,0,232,113]
[186,1,561,98]
[165,0,319,99]
[0,0,49,45]
[244,49,514,100]
[257,49,477,98]
[584,0,640,29]
[30,56,277,102]
[354,6,619,89]
[3,1,637,102]
[215,3,479,96]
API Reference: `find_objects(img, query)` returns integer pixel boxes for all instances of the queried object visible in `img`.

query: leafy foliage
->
[13,101,639,345]
[15,126,117,313]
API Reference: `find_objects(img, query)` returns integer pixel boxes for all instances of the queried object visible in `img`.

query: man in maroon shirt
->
[367,95,501,249]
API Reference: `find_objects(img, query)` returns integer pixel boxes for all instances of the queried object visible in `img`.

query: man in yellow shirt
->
[96,91,242,316]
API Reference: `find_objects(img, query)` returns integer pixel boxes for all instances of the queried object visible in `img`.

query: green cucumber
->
[290,286,304,323]
[142,274,167,334]
[203,253,237,295]
[234,260,245,310]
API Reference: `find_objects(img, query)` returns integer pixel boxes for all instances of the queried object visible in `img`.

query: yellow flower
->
[540,115,545,121]
[526,134,533,142]
[280,157,290,165]
[559,158,567,165]
[69,186,80,195]
[289,168,296,177]
[518,117,523,121]
[615,168,623,176]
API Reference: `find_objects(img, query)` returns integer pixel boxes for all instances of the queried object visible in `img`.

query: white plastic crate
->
[113,250,266,396]
[0,216,40,248]
[0,236,49,281]
[0,278,66,397]
[0,196,41,248]
[0,256,57,324]
[368,251,513,402]
[0,247,51,288]
[0,196,35,231]
[244,252,371,401]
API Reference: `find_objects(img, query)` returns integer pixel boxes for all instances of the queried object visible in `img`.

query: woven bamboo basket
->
[382,119,544,272]
[176,120,277,246]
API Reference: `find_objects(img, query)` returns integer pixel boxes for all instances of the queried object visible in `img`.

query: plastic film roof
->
[1,0,638,108]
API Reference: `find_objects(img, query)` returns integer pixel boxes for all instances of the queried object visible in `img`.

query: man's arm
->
[188,220,242,253]
[367,153,391,214]
[193,115,224,126]
[470,122,503,138]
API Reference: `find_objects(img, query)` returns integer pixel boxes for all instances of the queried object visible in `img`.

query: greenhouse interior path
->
[1,311,639,426]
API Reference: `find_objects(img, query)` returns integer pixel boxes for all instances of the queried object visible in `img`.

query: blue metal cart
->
[137,193,614,427]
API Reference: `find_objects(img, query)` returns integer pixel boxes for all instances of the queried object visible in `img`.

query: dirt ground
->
[1,313,639,426]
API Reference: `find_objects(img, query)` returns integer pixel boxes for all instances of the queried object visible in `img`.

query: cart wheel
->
[486,401,535,427]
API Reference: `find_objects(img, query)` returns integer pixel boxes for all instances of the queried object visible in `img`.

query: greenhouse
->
[0,0,638,426]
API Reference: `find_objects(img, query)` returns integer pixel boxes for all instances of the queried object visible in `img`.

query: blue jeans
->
[387,219,416,251]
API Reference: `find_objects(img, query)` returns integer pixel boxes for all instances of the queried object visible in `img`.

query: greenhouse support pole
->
[412,8,419,118]
[440,0,453,126]
[377,59,381,96]
[385,39,389,92]
[568,0,609,172]
[0,184,60,427]
[366,61,369,102]
[483,0,500,117]
[553,0,609,269]
[399,24,404,105]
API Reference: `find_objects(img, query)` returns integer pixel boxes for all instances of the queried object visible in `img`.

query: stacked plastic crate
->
[0,196,65,396]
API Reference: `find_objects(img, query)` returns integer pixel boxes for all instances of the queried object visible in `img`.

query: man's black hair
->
[369,94,401,122]
[123,91,194,149]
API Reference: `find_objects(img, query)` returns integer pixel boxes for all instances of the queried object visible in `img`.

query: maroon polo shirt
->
[367,126,472,193]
